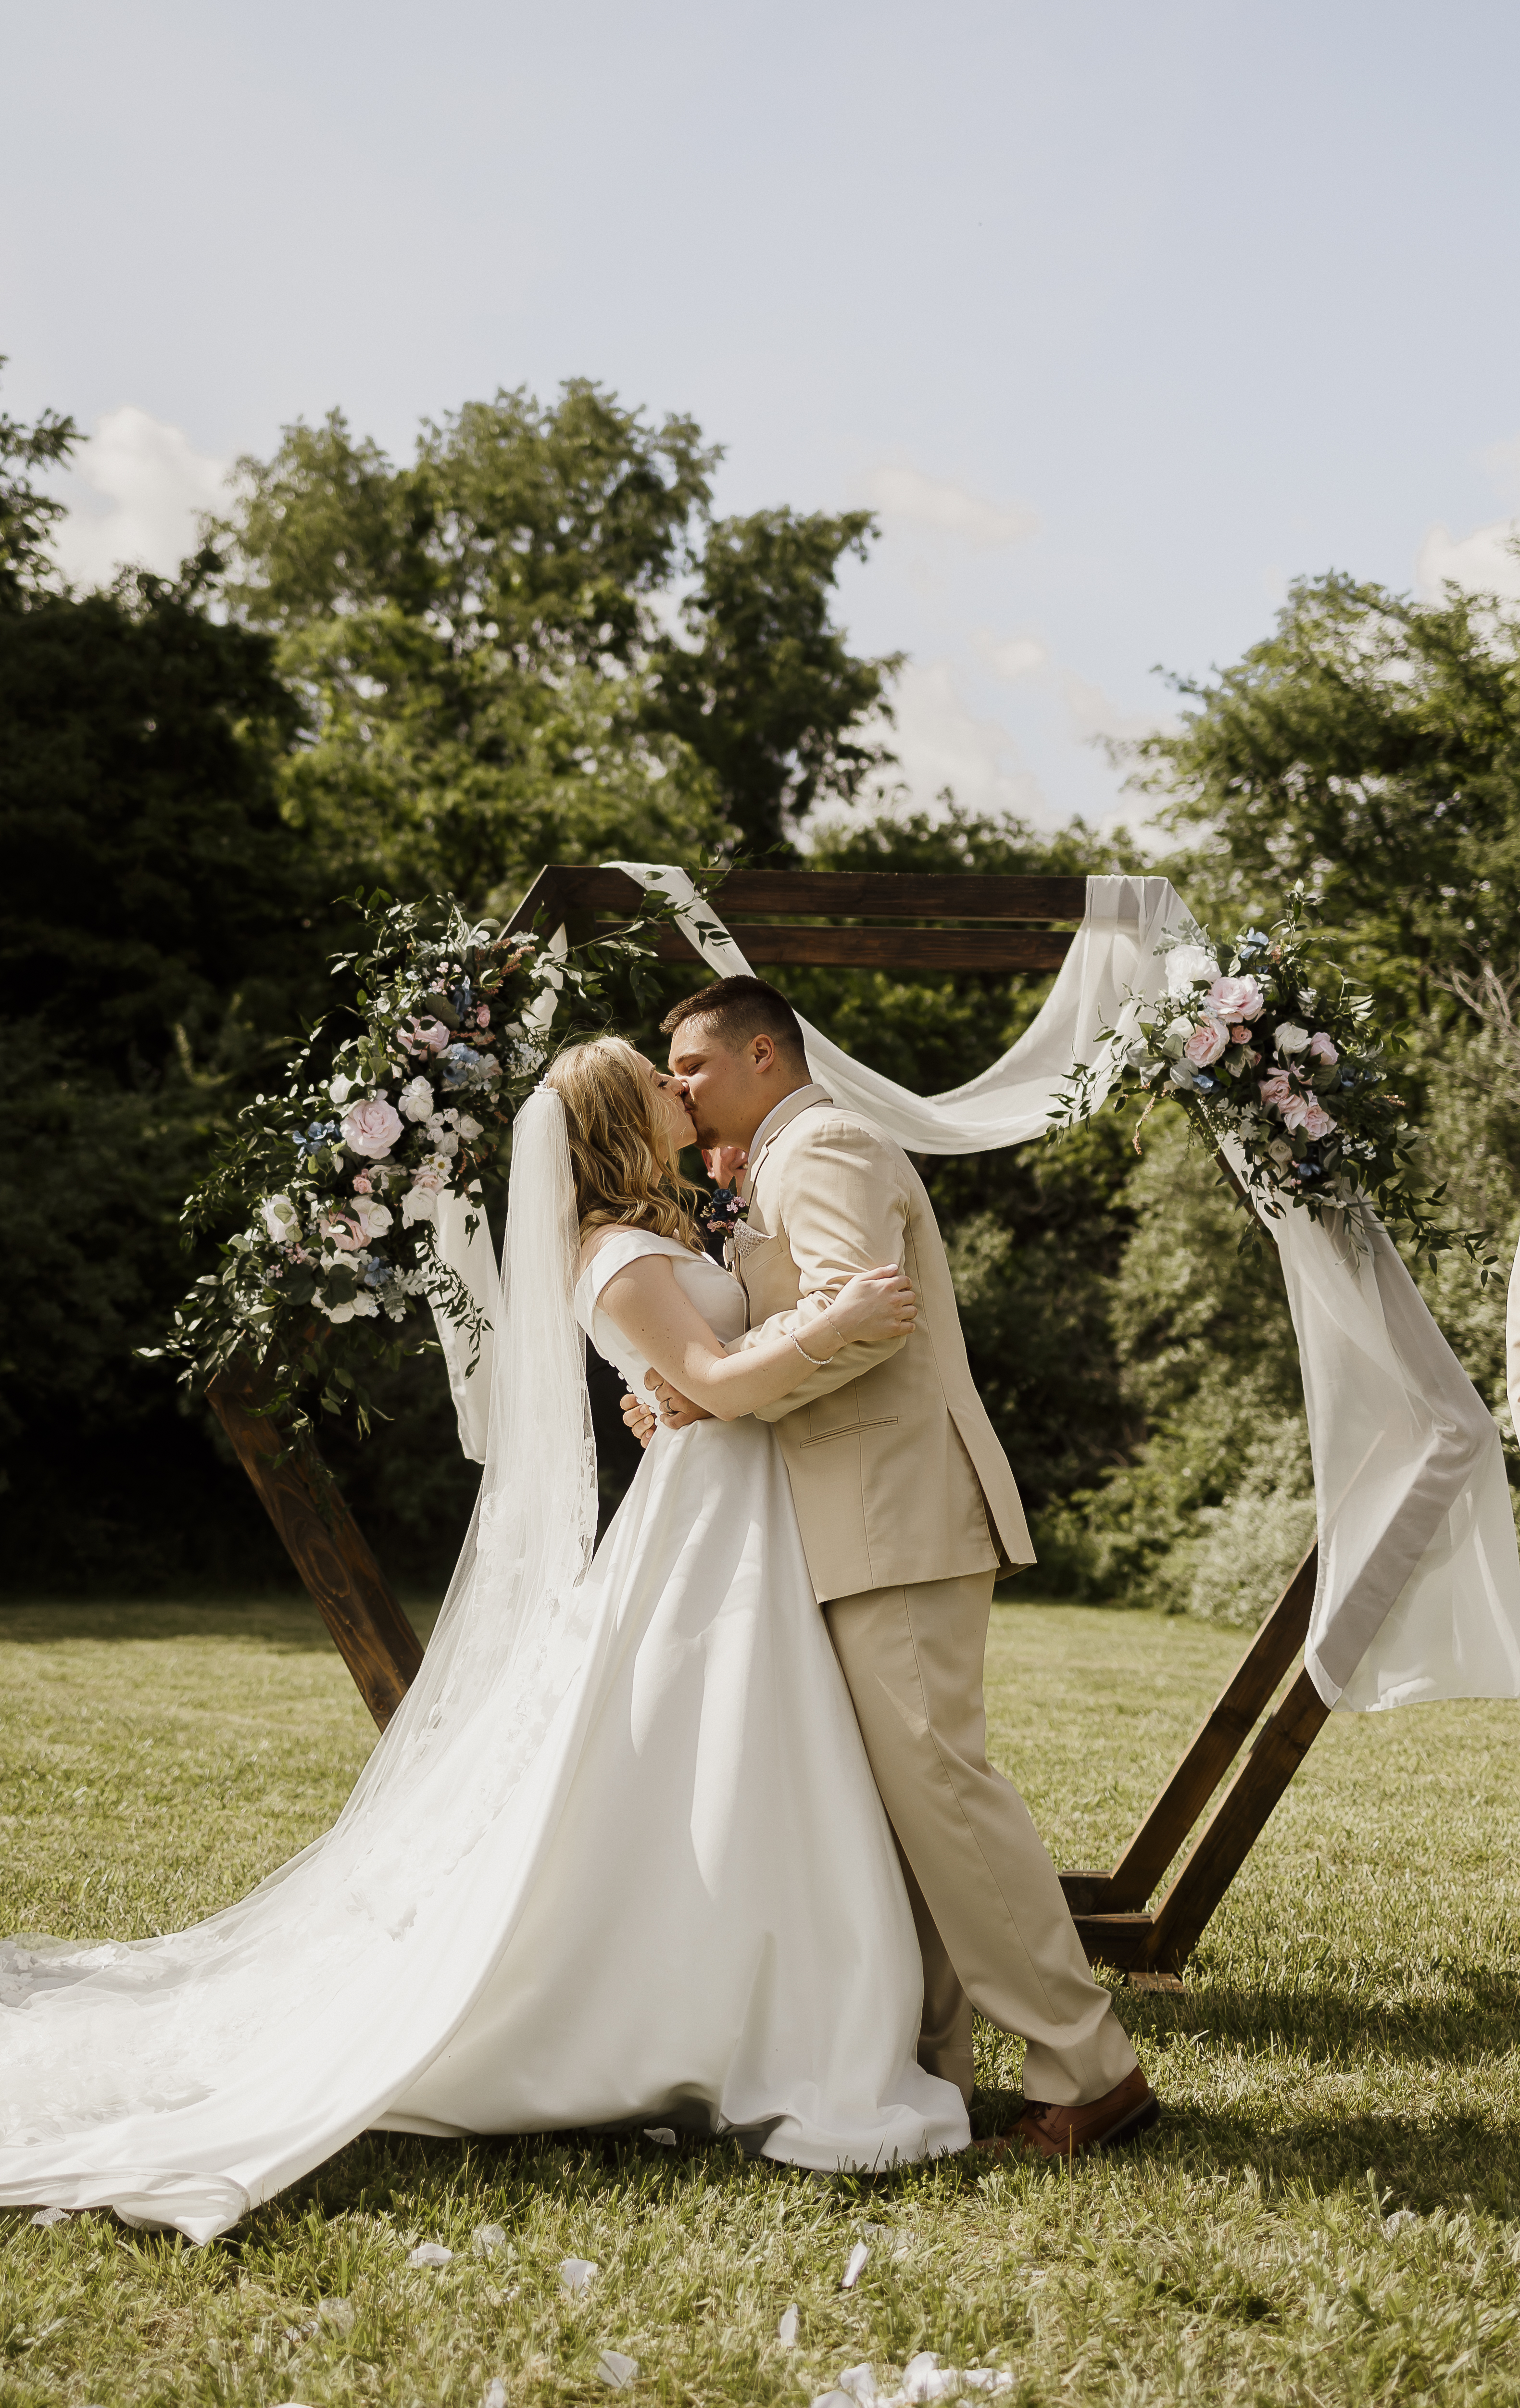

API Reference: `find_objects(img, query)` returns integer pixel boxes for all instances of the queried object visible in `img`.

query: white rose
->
[399,1076,435,1122]
[402,1184,440,1226]
[1274,1023,1311,1056]
[352,1197,393,1240]
[260,1193,300,1243]
[456,1112,483,1140]
[1165,943,1219,999]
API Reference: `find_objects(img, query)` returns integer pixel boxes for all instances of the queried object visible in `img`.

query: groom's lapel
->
[740,1084,832,1205]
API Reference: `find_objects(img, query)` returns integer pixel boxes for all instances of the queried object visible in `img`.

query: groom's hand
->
[644,1366,711,1430]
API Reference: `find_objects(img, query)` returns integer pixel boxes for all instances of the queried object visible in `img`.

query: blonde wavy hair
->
[543,1036,702,1248]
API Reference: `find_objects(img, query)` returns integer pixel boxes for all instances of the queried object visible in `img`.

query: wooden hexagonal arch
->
[209,864,1328,1979]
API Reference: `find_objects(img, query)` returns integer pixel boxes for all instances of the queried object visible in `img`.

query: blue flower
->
[1192,1070,1218,1094]
[363,1258,394,1289]
[295,1119,340,1156]
[449,978,473,1017]
[440,1041,478,1089]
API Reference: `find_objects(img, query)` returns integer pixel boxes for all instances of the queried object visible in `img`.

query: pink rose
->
[476,1006,491,1028]
[320,1211,366,1252]
[1258,1071,1295,1113]
[400,1017,451,1055]
[341,1098,404,1159]
[1309,1032,1339,1065]
[352,1172,372,1194]
[1207,974,1264,1022]
[1281,1094,1336,1139]
[1229,1024,1251,1044]
[1183,1019,1229,1067]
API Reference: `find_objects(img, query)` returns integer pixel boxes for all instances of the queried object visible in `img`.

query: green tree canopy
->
[217,382,896,898]
[1130,567,1520,1014]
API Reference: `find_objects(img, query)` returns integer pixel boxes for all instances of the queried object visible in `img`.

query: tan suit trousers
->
[825,1570,1138,2108]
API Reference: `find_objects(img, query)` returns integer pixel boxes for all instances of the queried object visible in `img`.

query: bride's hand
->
[824,1266,918,1344]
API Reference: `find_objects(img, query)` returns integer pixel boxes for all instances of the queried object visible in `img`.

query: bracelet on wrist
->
[791,1327,833,1367]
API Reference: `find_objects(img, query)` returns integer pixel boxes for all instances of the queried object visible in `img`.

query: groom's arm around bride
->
[654,975,1156,2159]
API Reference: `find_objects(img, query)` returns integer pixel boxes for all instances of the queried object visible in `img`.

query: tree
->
[217,384,898,897]
[643,507,898,856]
[1128,568,1520,1016]
[0,357,77,603]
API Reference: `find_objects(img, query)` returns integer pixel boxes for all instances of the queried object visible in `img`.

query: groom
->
[632,973,1156,2159]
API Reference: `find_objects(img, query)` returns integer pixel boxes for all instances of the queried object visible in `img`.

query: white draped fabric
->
[585,864,1520,1714]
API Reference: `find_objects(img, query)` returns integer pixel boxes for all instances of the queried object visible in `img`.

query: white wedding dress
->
[0,1106,966,2244]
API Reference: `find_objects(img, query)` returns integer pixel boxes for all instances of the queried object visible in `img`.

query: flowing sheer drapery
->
[582,865,1520,1713]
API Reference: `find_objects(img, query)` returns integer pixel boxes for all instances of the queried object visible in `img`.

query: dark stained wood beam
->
[604,922,1076,972]
[1142,1666,1332,1972]
[544,864,1090,923]
[208,1359,425,1731]
[1059,1539,1320,1917]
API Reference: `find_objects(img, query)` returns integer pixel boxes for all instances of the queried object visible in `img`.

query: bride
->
[0,1037,969,2243]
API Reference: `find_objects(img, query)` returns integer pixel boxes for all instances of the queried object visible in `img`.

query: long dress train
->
[0,1207,967,2242]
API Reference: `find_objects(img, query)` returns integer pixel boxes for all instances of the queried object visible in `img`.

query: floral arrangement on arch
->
[1058,886,1482,1263]
[155,884,699,1438]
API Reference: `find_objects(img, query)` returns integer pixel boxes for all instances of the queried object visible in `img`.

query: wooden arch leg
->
[1061,1540,1330,1974]
[208,1360,424,1731]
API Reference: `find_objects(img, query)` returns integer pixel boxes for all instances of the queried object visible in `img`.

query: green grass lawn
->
[3,1593,1520,2406]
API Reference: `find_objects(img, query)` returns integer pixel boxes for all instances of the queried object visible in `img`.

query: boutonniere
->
[700,1184,748,1240]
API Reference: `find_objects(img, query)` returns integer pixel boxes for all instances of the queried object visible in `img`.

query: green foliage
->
[0,360,77,603]
[1034,1115,1313,1618]
[1130,568,1520,1016]
[0,548,335,1593]
[645,508,898,857]
[218,385,895,890]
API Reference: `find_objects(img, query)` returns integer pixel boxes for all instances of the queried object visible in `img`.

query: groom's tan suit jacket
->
[733,1085,1033,1603]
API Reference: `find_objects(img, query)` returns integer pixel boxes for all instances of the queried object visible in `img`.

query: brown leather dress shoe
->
[979,2066,1158,2161]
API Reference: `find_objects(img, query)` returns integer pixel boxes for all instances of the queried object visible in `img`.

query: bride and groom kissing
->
[0,974,1154,2242]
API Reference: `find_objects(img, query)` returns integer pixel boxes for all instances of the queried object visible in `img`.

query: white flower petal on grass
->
[473,2223,507,2256]
[482,2383,508,2408]
[778,2304,800,2346]
[643,2126,676,2146]
[840,2364,878,2402]
[1384,2208,1421,2236]
[559,2257,599,2293]
[963,2374,1013,2395]
[30,2207,70,2227]
[840,2240,869,2289]
[812,2394,855,2408]
[598,2351,639,2387]
[904,2354,962,2403]
[406,2242,453,2268]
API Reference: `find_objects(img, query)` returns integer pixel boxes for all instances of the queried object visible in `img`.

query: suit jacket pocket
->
[800,1414,900,1448]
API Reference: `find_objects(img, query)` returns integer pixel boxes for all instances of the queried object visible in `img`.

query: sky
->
[4,0,1519,839]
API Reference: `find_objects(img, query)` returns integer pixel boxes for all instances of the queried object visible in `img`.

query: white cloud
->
[1416,516,1520,603]
[861,460,1037,549]
[51,406,230,588]
[868,658,1050,821]
[974,628,1047,681]
[974,623,1168,746]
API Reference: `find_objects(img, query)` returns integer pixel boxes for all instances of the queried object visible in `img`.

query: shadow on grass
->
[1118,1975,1520,2066]
[196,2100,1517,2251]
[0,1598,441,1655]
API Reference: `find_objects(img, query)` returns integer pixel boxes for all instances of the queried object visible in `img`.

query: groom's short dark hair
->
[661,975,808,1065]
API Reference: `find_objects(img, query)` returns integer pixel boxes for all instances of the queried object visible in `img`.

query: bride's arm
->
[595,1254,916,1422]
